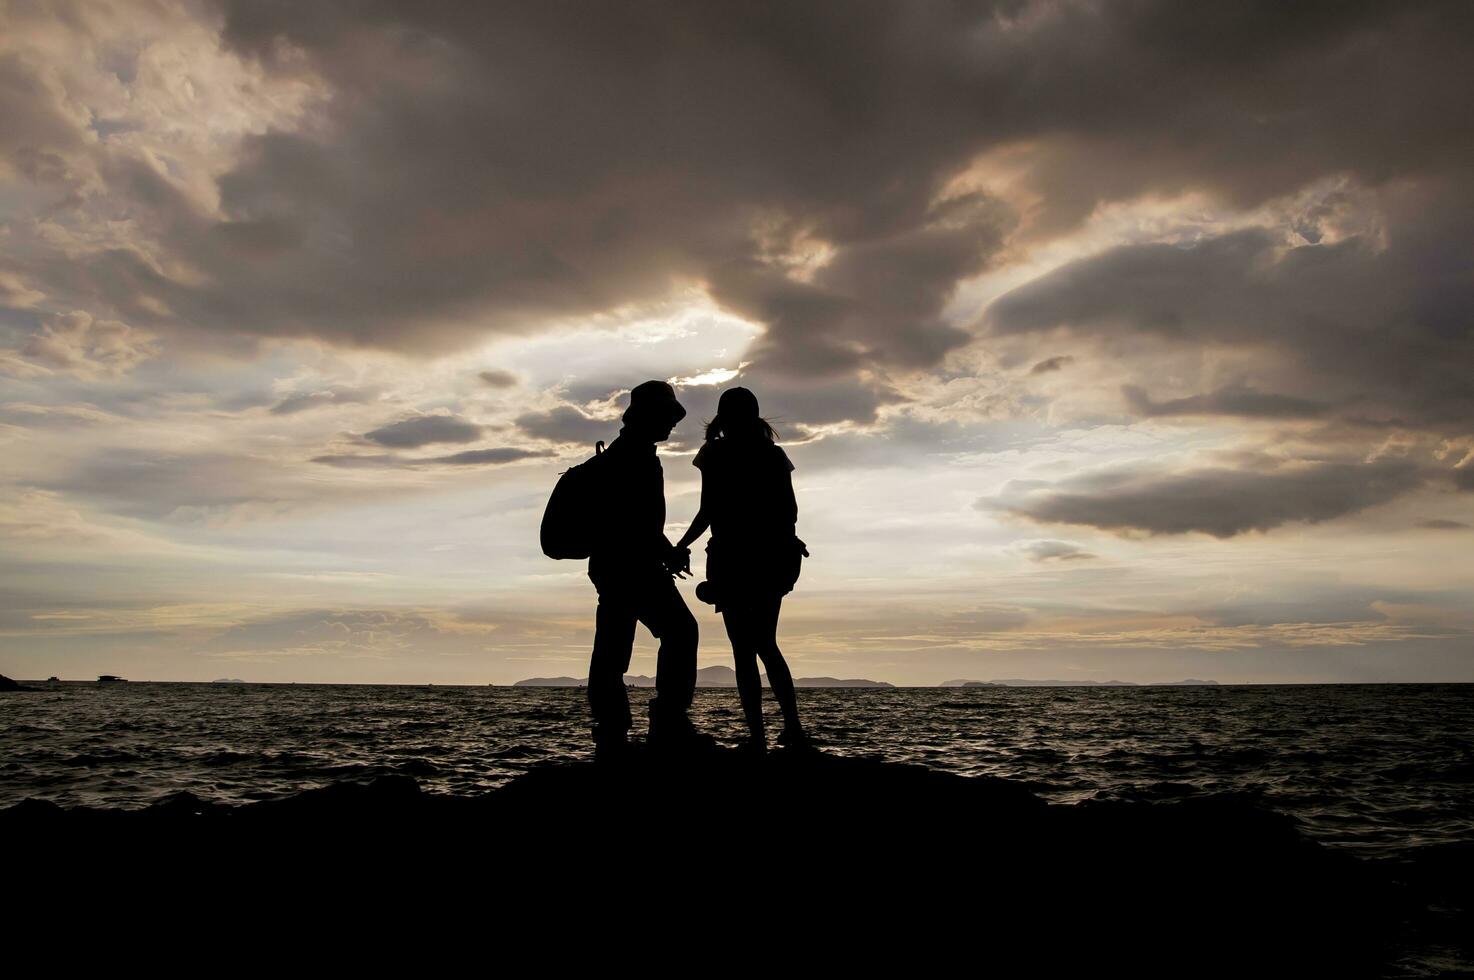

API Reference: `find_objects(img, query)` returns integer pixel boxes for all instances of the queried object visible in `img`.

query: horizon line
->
[11,677,1472,688]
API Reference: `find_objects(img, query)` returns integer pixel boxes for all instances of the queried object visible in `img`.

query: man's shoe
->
[647,712,717,754]
[593,730,630,765]
[776,727,818,753]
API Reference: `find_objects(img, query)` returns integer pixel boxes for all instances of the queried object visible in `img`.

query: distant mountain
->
[993,679,1138,687]
[699,666,894,688]
[697,665,738,686]
[944,678,1220,688]
[511,672,705,688]
[616,672,721,687]
[512,676,585,687]
[792,677,894,688]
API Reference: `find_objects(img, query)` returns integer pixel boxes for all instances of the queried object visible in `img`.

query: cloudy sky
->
[3,0,1472,684]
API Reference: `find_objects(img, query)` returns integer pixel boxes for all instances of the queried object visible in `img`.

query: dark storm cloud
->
[0,48,91,190]
[707,193,1011,379]
[1122,384,1326,420]
[1029,356,1073,375]
[312,447,553,468]
[107,0,1035,373]
[514,406,619,448]
[270,386,378,415]
[986,460,1425,538]
[433,448,552,466]
[0,402,122,429]
[477,370,519,389]
[309,454,399,470]
[987,207,1474,435]
[1014,540,1096,562]
[362,414,482,448]
[785,413,1039,473]
[728,371,907,434]
[43,450,306,520]
[10,1,1472,428]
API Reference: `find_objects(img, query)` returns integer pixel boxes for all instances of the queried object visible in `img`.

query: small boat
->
[97,674,129,683]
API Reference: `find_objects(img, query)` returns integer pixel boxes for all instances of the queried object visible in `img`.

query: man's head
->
[622,380,686,441]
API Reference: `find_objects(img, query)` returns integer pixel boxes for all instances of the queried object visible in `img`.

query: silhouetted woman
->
[675,387,810,752]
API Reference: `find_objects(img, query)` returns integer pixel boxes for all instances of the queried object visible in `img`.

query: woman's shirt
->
[692,437,797,543]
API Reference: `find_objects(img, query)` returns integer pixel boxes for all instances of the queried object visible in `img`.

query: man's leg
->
[639,574,699,735]
[588,586,637,747]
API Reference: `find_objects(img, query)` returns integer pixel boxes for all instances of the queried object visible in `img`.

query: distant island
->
[514,665,893,689]
[940,678,1220,688]
[211,678,247,684]
[786,676,896,688]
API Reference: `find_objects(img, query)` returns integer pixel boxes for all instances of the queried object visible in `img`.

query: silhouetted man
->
[586,380,706,758]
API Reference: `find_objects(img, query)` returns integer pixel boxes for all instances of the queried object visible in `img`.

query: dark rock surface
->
[2,747,1451,974]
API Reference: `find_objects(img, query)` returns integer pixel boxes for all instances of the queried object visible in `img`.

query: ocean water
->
[2,681,1471,863]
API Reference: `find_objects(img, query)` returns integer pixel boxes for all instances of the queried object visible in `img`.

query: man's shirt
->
[588,429,671,584]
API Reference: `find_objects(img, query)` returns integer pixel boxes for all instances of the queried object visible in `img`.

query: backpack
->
[539,440,609,560]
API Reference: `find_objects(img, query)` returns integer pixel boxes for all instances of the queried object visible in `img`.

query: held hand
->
[666,545,692,578]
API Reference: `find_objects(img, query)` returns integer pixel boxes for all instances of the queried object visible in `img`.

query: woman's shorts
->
[702,535,803,610]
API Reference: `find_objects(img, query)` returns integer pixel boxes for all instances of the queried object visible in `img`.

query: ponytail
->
[704,414,778,443]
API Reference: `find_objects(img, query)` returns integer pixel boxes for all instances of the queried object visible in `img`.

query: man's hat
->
[624,380,686,426]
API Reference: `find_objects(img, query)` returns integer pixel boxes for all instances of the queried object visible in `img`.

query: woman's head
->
[705,386,777,442]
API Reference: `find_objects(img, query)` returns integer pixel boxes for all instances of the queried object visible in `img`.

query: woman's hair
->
[704,386,778,443]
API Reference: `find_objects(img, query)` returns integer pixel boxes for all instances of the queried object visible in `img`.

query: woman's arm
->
[675,469,715,550]
[675,507,709,551]
[780,464,797,525]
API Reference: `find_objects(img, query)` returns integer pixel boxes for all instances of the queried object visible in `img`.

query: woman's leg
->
[722,604,765,742]
[752,595,803,736]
